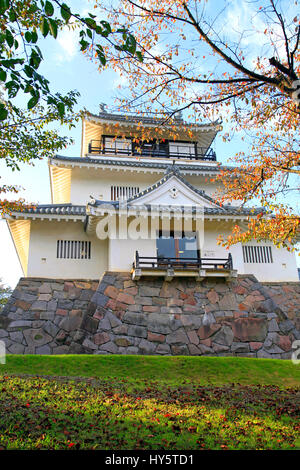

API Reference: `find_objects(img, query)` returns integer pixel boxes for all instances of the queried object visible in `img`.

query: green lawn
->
[0,355,299,450]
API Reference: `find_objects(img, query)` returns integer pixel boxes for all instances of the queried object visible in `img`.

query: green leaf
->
[0,103,8,121]
[100,20,111,34]
[25,31,32,43]
[31,31,38,43]
[27,94,39,109]
[40,17,49,37]
[5,29,14,48]
[8,8,16,21]
[57,101,65,117]
[96,47,106,66]
[86,28,93,39]
[61,3,71,23]
[0,69,7,81]
[136,51,143,62]
[45,1,54,16]
[24,65,33,78]
[79,38,89,51]
[0,0,9,15]
[49,18,58,38]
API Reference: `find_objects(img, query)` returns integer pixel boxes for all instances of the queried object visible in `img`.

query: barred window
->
[111,186,140,201]
[242,245,273,264]
[57,240,91,259]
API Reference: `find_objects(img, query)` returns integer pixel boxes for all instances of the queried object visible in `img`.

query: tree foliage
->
[0,277,12,309]
[99,0,300,249]
[0,0,142,214]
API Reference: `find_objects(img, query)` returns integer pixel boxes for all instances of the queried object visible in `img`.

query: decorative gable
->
[129,174,221,208]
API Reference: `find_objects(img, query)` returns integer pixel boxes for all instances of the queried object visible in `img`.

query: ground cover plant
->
[0,355,299,450]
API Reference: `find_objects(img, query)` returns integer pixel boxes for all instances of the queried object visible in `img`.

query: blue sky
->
[0,0,298,288]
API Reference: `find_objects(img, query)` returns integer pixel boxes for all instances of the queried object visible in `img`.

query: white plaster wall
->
[198,222,298,281]
[108,222,156,271]
[69,167,220,205]
[27,220,108,279]
[241,241,299,282]
[70,168,161,204]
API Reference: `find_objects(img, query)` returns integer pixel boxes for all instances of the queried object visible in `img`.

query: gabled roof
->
[126,165,223,208]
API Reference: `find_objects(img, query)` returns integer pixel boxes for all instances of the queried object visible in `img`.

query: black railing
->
[133,252,233,270]
[88,140,216,161]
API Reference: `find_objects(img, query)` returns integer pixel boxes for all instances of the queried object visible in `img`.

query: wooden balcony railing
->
[133,252,233,271]
[88,140,217,161]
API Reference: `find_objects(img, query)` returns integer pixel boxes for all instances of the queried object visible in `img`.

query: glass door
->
[157,232,199,261]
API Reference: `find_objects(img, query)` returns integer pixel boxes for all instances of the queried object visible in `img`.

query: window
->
[157,231,199,260]
[169,141,196,157]
[57,240,91,259]
[111,186,139,200]
[242,245,273,263]
[104,136,132,154]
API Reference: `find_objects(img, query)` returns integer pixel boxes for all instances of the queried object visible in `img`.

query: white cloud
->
[55,24,79,64]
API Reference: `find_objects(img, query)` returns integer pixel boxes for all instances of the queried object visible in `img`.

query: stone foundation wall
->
[262,282,300,331]
[0,273,299,358]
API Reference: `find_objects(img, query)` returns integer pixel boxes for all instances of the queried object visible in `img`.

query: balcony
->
[131,251,236,281]
[88,140,217,162]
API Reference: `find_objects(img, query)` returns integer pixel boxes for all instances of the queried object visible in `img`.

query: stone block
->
[100,341,118,353]
[213,326,234,346]
[148,331,165,343]
[56,309,68,316]
[231,342,250,353]
[127,325,147,338]
[171,344,189,355]
[82,338,98,350]
[156,343,171,355]
[38,283,52,294]
[107,312,122,328]
[123,311,148,326]
[104,285,119,299]
[232,318,268,342]
[139,286,160,297]
[166,328,189,344]
[115,337,133,347]
[36,345,51,355]
[139,339,156,354]
[10,331,24,344]
[94,331,110,345]
[31,300,47,311]
[43,321,60,338]
[188,344,202,355]
[8,343,25,354]
[197,323,221,340]
[187,330,199,345]
[23,328,52,348]
[268,319,279,332]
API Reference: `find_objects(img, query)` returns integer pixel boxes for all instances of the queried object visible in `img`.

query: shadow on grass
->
[0,375,299,450]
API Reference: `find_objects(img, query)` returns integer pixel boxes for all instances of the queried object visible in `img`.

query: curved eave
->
[50,155,229,177]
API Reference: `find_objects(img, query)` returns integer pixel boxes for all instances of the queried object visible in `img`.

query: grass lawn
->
[0,355,299,450]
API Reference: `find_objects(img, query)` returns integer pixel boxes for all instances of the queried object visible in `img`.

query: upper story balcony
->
[87,136,217,162]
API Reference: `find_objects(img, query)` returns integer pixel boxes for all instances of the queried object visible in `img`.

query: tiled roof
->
[86,111,221,129]
[88,199,265,216]
[51,155,226,172]
[16,204,86,216]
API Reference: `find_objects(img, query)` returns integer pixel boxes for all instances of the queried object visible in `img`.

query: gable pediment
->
[129,174,220,208]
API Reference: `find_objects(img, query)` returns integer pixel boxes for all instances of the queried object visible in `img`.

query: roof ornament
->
[99,103,107,114]
[174,110,183,121]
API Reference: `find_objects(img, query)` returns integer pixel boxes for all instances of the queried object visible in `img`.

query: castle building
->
[6,111,299,283]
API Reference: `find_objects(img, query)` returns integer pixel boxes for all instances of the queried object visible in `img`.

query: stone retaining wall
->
[262,282,300,331]
[0,273,299,358]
